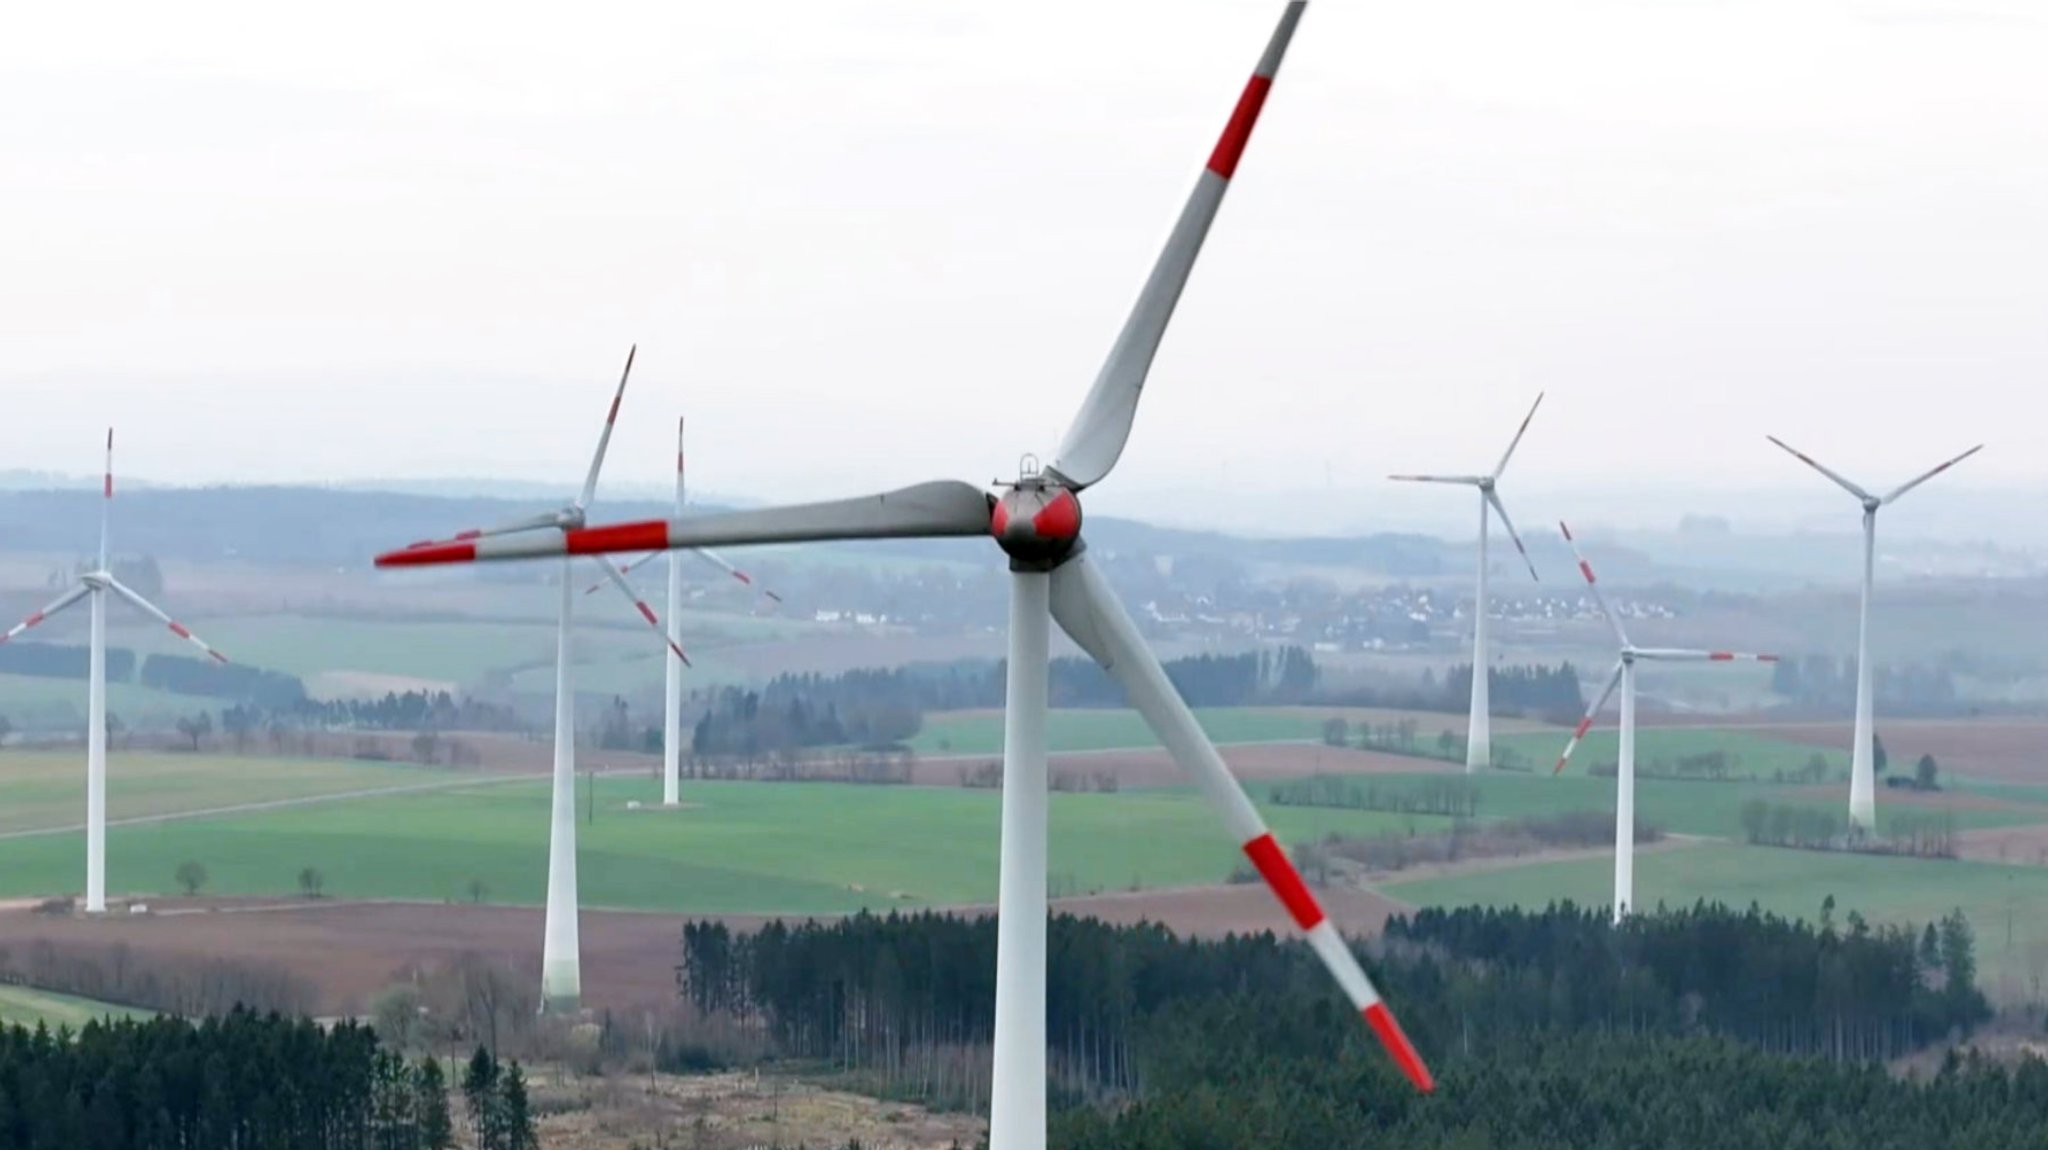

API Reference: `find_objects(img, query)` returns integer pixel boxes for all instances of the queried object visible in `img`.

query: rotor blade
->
[1387,474,1486,485]
[1485,490,1538,581]
[379,480,993,568]
[403,510,565,551]
[577,344,637,512]
[593,556,690,666]
[1554,659,1624,775]
[1765,436,1871,501]
[583,552,658,596]
[692,548,785,605]
[1046,1,1307,491]
[1491,392,1544,479]
[1881,444,1983,506]
[0,584,91,644]
[99,427,114,570]
[1048,551,1434,1092]
[106,578,228,663]
[1633,648,1780,663]
[1559,521,1628,648]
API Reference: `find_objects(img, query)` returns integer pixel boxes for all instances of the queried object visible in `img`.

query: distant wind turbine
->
[0,430,233,914]
[1553,522,1777,922]
[1389,394,1543,771]
[1765,436,1982,830]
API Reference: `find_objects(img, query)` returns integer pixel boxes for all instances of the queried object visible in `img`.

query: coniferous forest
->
[680,902,2022,1148]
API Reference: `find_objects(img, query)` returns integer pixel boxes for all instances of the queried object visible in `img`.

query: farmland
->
[0,985,151,1030]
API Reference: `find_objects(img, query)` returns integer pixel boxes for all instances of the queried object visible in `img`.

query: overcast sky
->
[3,0,2043,535]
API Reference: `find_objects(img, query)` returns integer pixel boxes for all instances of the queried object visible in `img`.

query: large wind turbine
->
[1552,522,1777,922]
[1766,436,1982,831]
[584,416,781,806]
[381,2,1434,1141]
[1389,394,1543,771]
[399,347,687,1012]
[0,430,232,914]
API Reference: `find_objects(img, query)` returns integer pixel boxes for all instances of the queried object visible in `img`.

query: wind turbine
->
[399,347,688,1012]
[582,416,781,806]
[0,430,232,914]
[1389,394,1543,771]
[380,2,1435,1141]
[1766,436,1982,831]
[1552,522,1777,923]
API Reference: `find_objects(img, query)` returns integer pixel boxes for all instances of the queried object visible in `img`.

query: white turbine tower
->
[381,2,1436,1141]
[1551,522,1778,922]
[585,416,781,807]
[1766,436,1982,831]
[399,348,688,1013]
[1389,394,1543,771]
[0,430,233,914]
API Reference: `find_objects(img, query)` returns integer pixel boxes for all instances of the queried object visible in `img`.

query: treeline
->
[1739,799,1960,859]
[677,901,1988,1111]
[1773,654,1962,715]
[1316,661,1585,723]
[1268,774,1482,818]
[687,648,1321,759]
[3,937,317,1017]
[0,643,302,707]
[0,1010,500,1150]
[1291,810,1659,876]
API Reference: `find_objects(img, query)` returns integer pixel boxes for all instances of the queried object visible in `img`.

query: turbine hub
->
[1862,496,1881,513]
[81,570,110,590]
[991,478,1082,569]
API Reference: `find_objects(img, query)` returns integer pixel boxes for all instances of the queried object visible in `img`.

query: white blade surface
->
[1,584,91,643]
[1485,490,1538,581]
[1554,659,1625,775]
[1766,436,1872,501]
[405,510,566,550]
[379,481,992,567]
[1881,444,1983,505]
[1387,474,1486,485]
[1633,648,1779,663]
[106,578,229,663]
[1048,1,1307,491]
[1559,521,1629,648]
[1491,392,1544,479]
[1048,551,1435,1093]
[578,345,637,512]
[99,427,114,570]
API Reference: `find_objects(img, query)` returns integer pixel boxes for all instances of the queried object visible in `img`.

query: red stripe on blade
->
[1573,717,1593,738]
[104,475,113,498]
[376,542,478,567]
[1709,652,1733,661]
[25,612,43,627]
[1242,833,1323,931]
[1553,756,1571,775]
[1578,561,1596,583]
[566,520,670,556]
[1363,1003,1436,1093]
[732,571,752,585]
[454,530,482,542]
[636,602,658,625]
[1206,75,1273,178]
[168,622,192,640]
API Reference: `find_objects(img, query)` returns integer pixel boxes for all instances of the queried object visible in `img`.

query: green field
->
[908,706,1496,757]
[0,752,459,834]
[0,777,1455,913]
[0,985,152,1030]
[1491,726,1850,781]
[0,672,197,728]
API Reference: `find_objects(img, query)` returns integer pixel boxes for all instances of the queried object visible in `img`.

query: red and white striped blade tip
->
[378,542,477,568]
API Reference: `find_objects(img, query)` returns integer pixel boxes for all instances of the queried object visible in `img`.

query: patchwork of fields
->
[2,709,2047,1003]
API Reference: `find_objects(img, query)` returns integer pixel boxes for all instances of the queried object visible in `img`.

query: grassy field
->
[1491,726,1850,781]
[1384,840,2048,988]
[0,752,459,834]
[0,984,152,1030]
[0,777,1456,914]
[0,672,198,728]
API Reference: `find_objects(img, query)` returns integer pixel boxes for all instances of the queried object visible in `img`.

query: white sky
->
[2,0,2043,529]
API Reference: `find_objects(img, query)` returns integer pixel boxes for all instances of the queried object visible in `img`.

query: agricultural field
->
[0,775,1458,913]
[910,705,1548,758]
[0,985,151,1030]
[0,751,462,834]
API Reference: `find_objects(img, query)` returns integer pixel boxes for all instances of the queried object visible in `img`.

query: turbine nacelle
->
[991,474,1083,570]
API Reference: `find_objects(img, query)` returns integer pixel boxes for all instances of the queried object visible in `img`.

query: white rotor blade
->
[577,344,636,512]
[1387,474,1486,485]
[1491,392,1544,479]
[1485,490,1538,581]
[593,557,690,666]
[1047,1,1307,492]
[1559,521,1628,648]
[582,552,658,596]
[99,427,114,570]
[0,584,91,644]
[1633,648,1779,663]
[404,510,566,551]
[1765,436,1871,501]
[1554,659,1624,775]
[379,481,992,568]
[1881,444,1983,506]
[692,548,784,605]
[1048,551,1435,1093]
[106,578,228,663]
